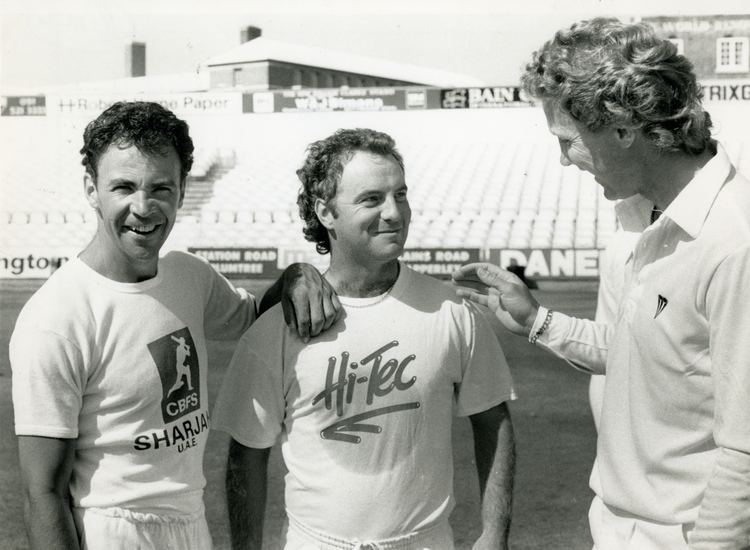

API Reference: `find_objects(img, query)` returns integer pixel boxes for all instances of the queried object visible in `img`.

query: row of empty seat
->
[2,105,749,253]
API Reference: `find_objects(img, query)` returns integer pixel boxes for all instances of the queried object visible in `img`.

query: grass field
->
[0,279,598,550]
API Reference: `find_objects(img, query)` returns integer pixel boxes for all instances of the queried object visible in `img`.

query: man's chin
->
[601,186,622,201]
[603,187,639,202]
[123,236,165,260]
[374,244,405,261]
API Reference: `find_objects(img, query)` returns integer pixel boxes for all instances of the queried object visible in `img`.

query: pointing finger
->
[456,287,491,308]
[452,262,490,283]
[474,264,523,289]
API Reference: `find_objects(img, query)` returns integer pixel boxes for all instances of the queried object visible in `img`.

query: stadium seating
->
[2,105,749,254]
[177,108,617,252]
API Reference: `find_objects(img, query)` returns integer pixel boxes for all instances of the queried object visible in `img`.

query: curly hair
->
[522,18,712,155]
[296,128,404,255]
[80,101,194,181]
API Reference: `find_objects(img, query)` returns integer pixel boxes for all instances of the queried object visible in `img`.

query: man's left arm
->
[690,246,750,549]
[469,402,515,550]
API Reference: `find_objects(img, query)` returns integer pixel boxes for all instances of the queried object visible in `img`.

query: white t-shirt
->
[213,265,515,540]
[11,251,256,515]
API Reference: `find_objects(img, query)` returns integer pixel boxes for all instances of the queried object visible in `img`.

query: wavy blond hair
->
[522,18,712,155]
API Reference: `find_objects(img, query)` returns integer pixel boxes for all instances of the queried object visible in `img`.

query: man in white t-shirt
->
[213,128,516,550]
[10,101,340,550]
[454,18,750,550]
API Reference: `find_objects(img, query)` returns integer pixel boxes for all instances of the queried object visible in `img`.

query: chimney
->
[128,42,146,77]
[240,26,262,43]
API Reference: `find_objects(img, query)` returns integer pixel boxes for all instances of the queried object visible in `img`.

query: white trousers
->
[589,496,693,550]
[284,513,455,550]
[73,506,212,550]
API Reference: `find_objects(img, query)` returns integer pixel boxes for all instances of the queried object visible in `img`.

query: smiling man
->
[213,128,516,550]
[454,18,750,550]
[10,101,339,550]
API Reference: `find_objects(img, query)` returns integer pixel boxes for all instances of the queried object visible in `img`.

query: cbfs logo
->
[148,328,200,423]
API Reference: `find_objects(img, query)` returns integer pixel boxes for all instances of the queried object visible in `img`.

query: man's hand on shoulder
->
[280,263,342,341]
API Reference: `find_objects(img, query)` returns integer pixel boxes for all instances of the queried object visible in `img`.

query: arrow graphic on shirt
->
[320,402,421,444]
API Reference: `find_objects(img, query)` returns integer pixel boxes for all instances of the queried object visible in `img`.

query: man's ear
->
[314,198,336,230]
[84,172,99,210]
[615,126,637,149]
[178,178,186,208]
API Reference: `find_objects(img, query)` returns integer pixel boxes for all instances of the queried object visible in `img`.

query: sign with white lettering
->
[401,248,481,279]
[440,87,532,109]
[645,17,750,33]
[488,248,601,279]
[189,247,280,279]
[1,96,46,116]
[276,247,331,273]
[245,88,406,114]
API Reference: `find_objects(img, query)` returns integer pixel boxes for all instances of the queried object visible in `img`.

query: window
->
[667,37,684,55]
[716,36,749,73]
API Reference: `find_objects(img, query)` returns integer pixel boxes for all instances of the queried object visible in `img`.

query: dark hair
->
[80,101,194,180]
[522,18,712,155]
[296,128,404,255]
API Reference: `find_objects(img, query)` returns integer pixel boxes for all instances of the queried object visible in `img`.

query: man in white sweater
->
[454,18,750,550]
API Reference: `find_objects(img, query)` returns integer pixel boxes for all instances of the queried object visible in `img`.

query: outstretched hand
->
[452,262,539,337]
[280,263,342,341]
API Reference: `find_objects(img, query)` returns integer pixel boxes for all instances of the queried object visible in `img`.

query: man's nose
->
[130,191,154,216]
[381,196,402,221]
[560,152,572,167]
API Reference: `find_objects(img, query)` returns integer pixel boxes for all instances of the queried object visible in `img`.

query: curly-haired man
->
[454,18,750,549]
[214,128,516,550]
[10,101,339,550]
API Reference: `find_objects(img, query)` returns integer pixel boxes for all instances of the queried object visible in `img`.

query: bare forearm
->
[24,492,79,550]
[472,405,515,549]
[479,423,515,547]
[226,443,269,550]
[18,436,78,550]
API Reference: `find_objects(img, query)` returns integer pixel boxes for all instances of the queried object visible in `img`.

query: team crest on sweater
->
[148,327,201,423]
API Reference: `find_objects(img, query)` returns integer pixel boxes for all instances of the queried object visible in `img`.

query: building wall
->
[265,60,418,89]
[208,60,419,90]
[644,15,750,80]
[209,62,270,89]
